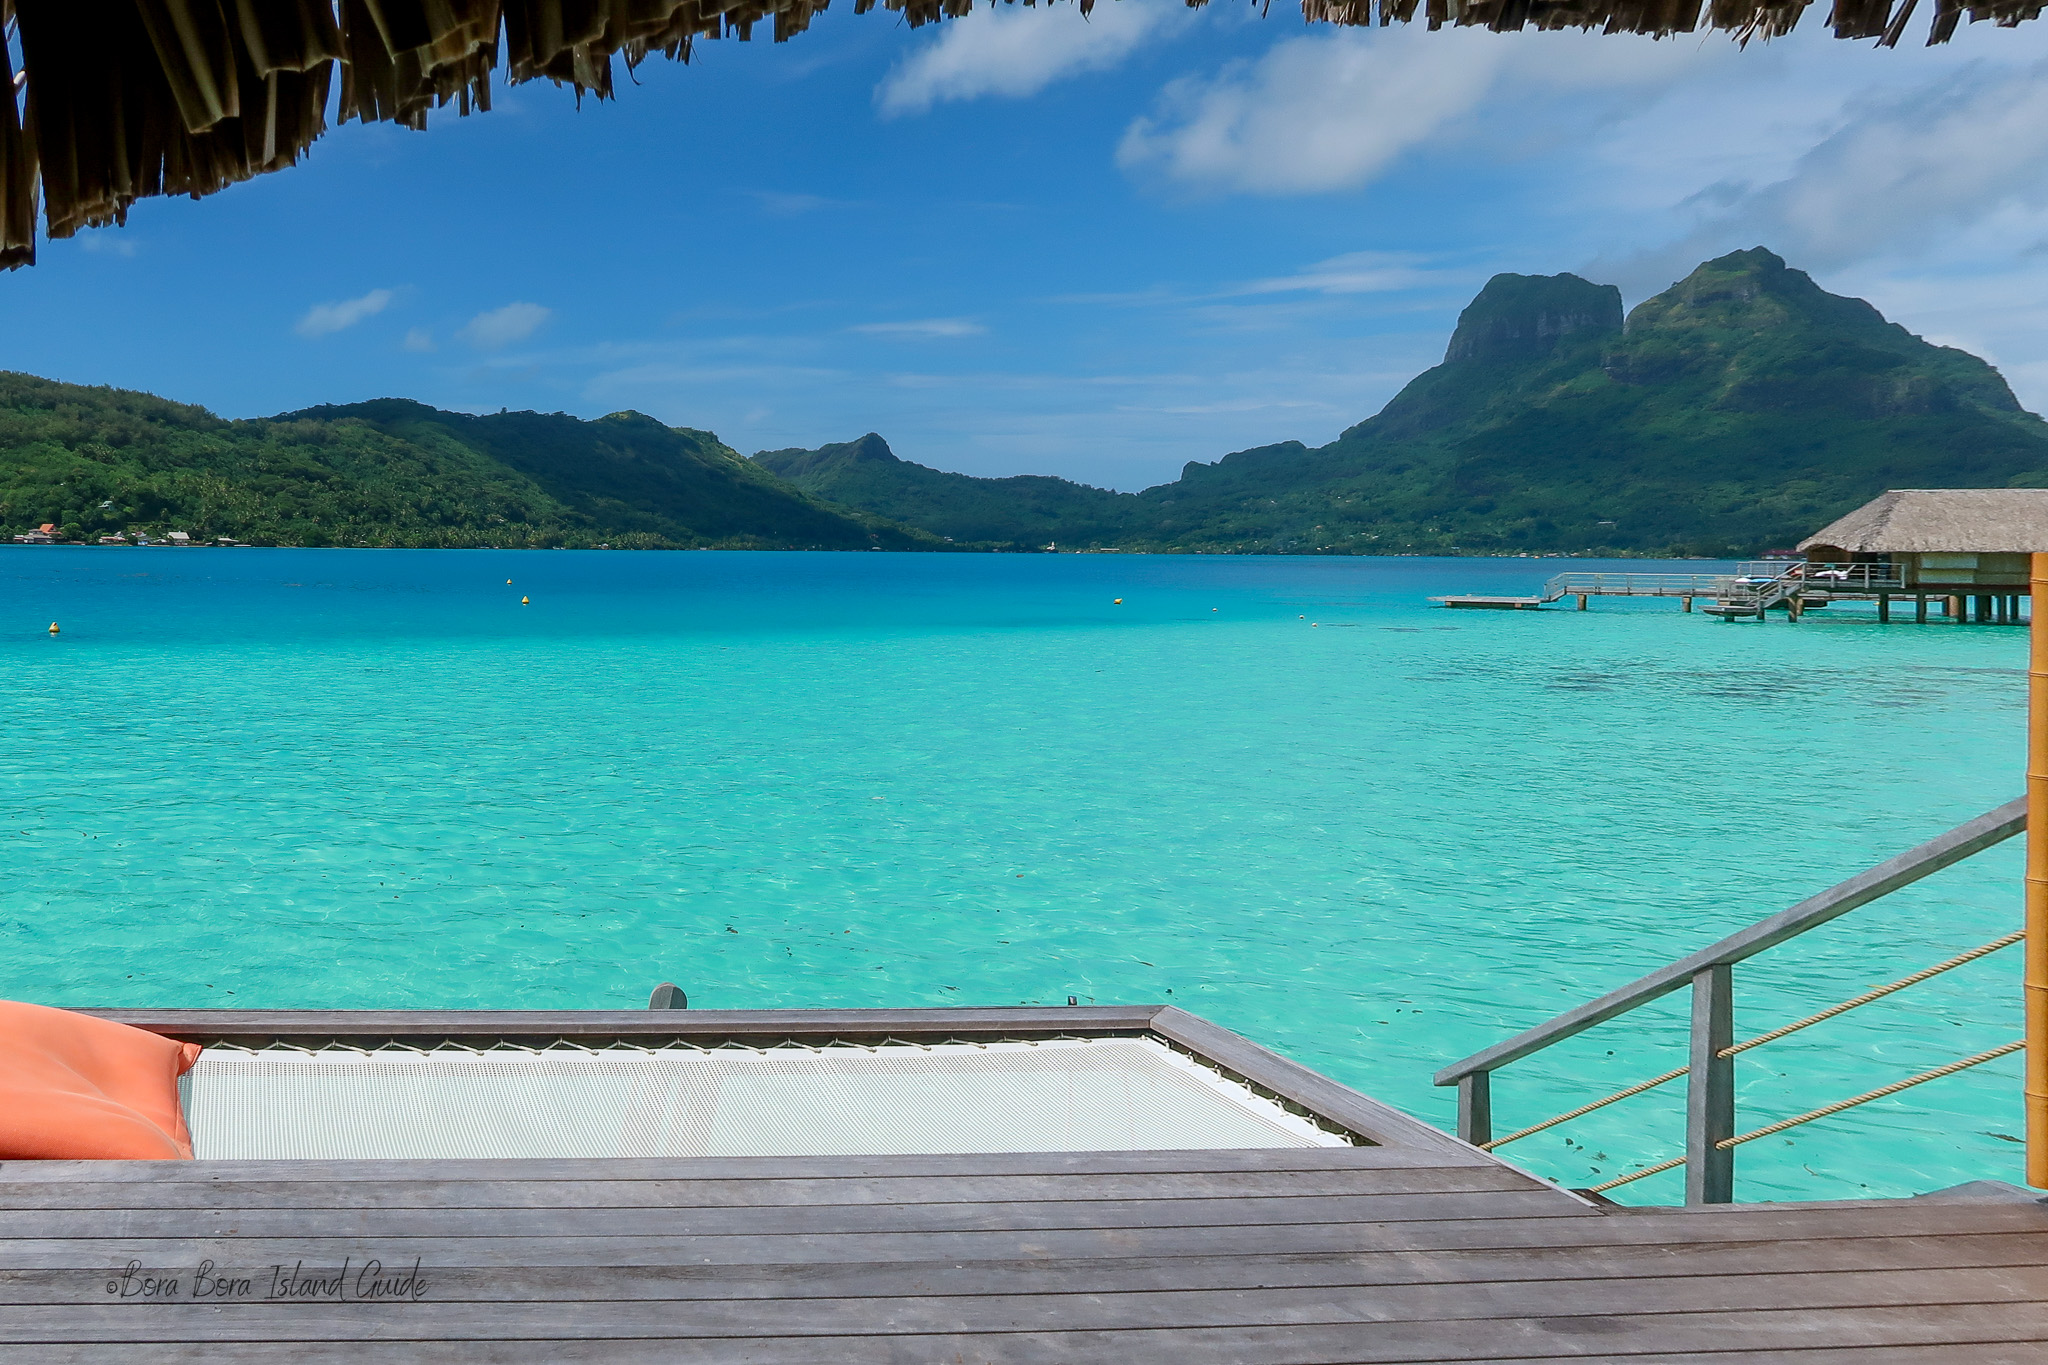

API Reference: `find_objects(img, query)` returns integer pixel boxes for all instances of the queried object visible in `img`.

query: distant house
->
[1799,489,2048,596]
[165,531,191,544]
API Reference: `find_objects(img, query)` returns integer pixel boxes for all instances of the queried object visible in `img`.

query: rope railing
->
[1716,1041,2024,1149]
[1483,931,2021,1154]
[1722,932,2024,1057]
[1481,1064,1687,1151]
[1586,1039,2023,1195]
[1587,1156,1686,1193]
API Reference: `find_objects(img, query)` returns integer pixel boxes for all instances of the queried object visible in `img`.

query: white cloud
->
[80,234,139,258]
[1118,30,1506,194]
[877,0,1170,117]
[401,327,435,352]
[460,302,552,349]
[1601,60,2048,295]
[295,288,394,338]
[850,318,988,338]
[748,190,852,216]
[1229,251,1442,296]
[1117,27,1713,196]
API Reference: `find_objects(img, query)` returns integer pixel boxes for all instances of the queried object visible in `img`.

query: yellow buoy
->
[506,579,512,584]
[47,622,58,635]
[520,596,530,605]
[1113,598,1123,605]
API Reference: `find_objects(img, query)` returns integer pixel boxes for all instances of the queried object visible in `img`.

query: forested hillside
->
[755,434,1127,550]
[0,376,928,549]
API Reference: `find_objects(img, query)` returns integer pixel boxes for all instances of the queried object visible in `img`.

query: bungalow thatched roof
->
[2,0,2042,272]
[1799,489,2048,555]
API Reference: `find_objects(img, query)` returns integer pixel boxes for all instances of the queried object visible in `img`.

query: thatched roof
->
[2,0,2041,272]
[1799,489,2048,555]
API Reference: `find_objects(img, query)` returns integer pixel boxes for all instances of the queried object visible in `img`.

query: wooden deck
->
[1430,595,1546,609]
[5,1006,2046,1361]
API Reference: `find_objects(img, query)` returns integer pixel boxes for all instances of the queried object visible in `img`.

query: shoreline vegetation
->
[8,250,2047,558]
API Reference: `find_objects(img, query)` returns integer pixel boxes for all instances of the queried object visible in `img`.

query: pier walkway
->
[3,1006,2045,1361]
[1435,570,1730,612]
[1435,563,2031,622]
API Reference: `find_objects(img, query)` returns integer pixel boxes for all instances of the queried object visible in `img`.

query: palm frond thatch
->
[1,0,2039,271]
[1799,489,2048,555]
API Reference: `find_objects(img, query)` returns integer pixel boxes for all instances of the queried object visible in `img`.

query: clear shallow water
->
[0,548,2027,1203]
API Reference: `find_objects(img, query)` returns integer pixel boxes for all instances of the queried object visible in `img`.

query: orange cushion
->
[0,1001,202,1160]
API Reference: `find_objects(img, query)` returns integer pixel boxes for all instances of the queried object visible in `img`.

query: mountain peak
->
[1628,246,1885,337]
[597,410,669,430]
[1444,272,1622,365]
[842,433,897,463]
[752,432,902,484]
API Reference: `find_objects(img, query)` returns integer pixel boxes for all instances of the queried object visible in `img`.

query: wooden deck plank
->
[5,1201,2044,1270]
[11,1296,2048,1357]
[84,1007,1166,1042]
[18,1344,2048,1365]
[4,1237,2047,1304]
[0,1187,1590,1239]
[0,1166,1548,1212]
[6,1264,2046,1341]
[0,1146,1473,1184]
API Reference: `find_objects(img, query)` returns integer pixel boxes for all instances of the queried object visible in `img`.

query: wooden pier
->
[3,1005,2045,1361]
[1432,564,2033,623]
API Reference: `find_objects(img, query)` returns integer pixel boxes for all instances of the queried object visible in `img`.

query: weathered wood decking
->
[4,1006,2045,1361]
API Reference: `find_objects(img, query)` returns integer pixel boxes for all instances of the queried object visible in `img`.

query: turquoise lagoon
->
[0,548,2027,1203]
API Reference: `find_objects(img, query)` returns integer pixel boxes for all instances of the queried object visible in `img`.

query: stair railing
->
[1717,564,1808,613]
[1435,798,2027,1204]
[1717,562,1910,614]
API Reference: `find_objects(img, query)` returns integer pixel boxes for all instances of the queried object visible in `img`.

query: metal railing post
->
[1458,1071,1492,1147]
[1686,963,1735,1204]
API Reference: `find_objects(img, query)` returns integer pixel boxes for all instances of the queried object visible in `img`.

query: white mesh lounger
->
[179,1036,1351,1159]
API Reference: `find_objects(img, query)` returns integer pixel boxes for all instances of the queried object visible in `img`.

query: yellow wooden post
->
[2030,555,2048,1187]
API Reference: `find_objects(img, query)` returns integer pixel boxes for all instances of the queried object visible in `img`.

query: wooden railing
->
[1539,571,1732,601]
[1717,562,1909,611]
[1435,798,2027,1204]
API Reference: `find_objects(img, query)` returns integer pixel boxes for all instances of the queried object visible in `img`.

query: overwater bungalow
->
[1796,488,2048,624]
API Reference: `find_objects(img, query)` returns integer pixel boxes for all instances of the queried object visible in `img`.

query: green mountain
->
[0,376,928,549]
[757,249,2048,556]
[754,433,1128,550]
[10,249,2043,556]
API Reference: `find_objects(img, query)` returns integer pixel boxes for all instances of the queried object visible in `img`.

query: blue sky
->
[7,8,2048,489]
